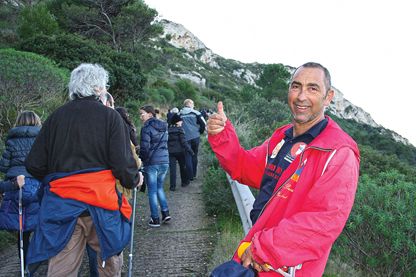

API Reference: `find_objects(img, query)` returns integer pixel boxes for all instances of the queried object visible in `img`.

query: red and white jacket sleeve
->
[208,119,268,189]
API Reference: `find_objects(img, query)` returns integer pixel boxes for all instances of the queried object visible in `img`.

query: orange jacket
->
[50,169,132,219]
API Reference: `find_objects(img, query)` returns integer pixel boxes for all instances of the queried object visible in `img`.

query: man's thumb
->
[217,101,224,115]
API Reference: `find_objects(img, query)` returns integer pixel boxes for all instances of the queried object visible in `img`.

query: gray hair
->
[68,63,109,100]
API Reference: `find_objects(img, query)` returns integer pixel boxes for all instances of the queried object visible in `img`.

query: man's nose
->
[296,87,308,100]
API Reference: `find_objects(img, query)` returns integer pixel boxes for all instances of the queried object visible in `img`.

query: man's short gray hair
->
[68,63,109,100]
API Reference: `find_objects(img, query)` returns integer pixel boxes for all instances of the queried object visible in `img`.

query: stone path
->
[130,173,216,276]
[0,166,216,276]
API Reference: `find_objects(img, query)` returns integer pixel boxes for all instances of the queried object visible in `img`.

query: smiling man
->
[207,62,360,276]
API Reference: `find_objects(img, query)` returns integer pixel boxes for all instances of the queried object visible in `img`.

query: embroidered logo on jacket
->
[277,160,307,199]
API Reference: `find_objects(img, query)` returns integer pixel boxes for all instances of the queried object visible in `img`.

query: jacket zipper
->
[257,146,332,219]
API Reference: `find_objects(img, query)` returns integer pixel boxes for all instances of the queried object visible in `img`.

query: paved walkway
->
[132,174,216,276]
[0,165,216,276]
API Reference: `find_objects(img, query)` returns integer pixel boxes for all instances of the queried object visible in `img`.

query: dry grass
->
[207,216,244,273]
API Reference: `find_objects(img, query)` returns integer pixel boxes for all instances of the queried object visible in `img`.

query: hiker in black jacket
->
[167,113,194,191]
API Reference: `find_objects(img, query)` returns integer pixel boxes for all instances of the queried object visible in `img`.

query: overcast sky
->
[145,0,416,146]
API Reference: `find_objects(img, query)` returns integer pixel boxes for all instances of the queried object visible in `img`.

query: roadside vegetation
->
[0,1,415,275]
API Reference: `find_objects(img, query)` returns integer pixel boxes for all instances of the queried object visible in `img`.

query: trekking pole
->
[127,186,138,277]
[18,187,24,277]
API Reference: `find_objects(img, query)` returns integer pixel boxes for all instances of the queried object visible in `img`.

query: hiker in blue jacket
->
[0,110,42,269]
[180,99,206,181]
[139,105,171,228]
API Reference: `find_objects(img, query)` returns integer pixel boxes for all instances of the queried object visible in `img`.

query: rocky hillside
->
[158,19,411,145]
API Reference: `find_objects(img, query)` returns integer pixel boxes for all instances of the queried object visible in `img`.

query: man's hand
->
[16,175,25,188]
[207,101,227,135]
[241,245,270,273]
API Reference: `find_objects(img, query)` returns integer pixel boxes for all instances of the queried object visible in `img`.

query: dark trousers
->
[86,244,99,277]
[169,152,189,188]
[185,137,200,179]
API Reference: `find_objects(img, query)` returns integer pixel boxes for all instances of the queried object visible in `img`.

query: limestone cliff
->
[158,19,411,145]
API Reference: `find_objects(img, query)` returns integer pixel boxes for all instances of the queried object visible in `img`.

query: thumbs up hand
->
[207,101,227,135]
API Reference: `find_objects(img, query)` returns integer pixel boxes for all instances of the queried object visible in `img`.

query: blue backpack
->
[210,260,256,277]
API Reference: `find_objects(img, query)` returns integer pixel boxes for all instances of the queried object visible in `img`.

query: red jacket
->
[208,116,360,276]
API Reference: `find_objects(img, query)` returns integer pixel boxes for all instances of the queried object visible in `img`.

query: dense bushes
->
[256,63,290,101]
[202,162,238,218]
[17,4,59,40]
[333,171,416,276]
[359,145,416,183]
[332,115,416,166]
[174,79,199,102]
[0,48,68,137]
[19,34,146,101]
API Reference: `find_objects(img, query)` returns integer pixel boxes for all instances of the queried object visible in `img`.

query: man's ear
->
[324,89,334,106]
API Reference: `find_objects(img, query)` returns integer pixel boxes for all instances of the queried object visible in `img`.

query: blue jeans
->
[145,164,169,219]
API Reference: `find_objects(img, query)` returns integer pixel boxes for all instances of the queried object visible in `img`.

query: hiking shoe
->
[170,187,176,191]
[148,217,160,228]
[181,182,189,187]
[161,211,171,223]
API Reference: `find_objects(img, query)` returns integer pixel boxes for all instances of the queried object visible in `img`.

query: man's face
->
[288,67,333,126]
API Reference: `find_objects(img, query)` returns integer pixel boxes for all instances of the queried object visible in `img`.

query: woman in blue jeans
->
[139,105,171,228]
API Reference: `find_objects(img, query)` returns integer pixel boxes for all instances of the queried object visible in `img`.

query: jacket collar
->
[269,116,359,158]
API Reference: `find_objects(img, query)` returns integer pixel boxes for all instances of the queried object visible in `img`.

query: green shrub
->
[333,171,416,276]
[201,88,223,102]
[145,88,163,103]
[331,115,416,166]
[202,165,238,218]
[158,87,175,103]
[227,96,290,147]
[256,63,290,101]
[174,79,198,101]
[0,3,20,48]
[17,4,59,40]
[0,48,68,137]
[19,34,146,101]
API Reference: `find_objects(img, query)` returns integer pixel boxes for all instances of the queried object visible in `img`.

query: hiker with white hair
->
[25,63,141,276]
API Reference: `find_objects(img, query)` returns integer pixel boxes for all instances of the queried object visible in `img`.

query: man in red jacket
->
[207,62,360,276]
